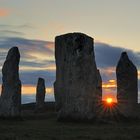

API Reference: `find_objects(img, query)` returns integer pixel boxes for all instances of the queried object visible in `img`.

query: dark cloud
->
[95,42,140,69]
[0,37,54,54]
[20,70,55,87]
[0,37,54,69]
[20,60,55,68]
[0,30,25,36]
[0,24,33,37]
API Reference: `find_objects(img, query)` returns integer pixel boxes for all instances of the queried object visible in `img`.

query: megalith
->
[36,78,46,109]
[116,52,138,117]
[0,47,21,117]
[96,69,102,103]
[54,32,102,120]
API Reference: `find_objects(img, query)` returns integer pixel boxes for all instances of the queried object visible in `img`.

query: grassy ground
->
[1,113,140,140]
[1,102,140,140]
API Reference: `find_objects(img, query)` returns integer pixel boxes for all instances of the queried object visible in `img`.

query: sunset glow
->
[102,79,117,102]
[106,98,113,104]
[20,65,56,71]
[22,85,54,95]
[0,85,54,95]
[0,9,9,17]
[102,79,117,88]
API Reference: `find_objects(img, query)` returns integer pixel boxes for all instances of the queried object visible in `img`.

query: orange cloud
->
[19,64,56,71]
[45,42,54,51]
[0,9,9,17]
[45,64,56,71]
[102,79,117,88]
[22,85,54,95]
[0,84,54,95]
[22,85,36,95]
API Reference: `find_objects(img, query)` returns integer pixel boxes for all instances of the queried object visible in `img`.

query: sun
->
[106,98,113,104]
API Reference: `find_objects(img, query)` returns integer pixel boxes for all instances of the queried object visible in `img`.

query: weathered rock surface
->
[54,32,102,121]
[116,52,138,117]
[0,47,21,117]
[36,78,46,109]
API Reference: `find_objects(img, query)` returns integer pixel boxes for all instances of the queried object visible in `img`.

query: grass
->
[1,112,140,140]
[0,102,140,140]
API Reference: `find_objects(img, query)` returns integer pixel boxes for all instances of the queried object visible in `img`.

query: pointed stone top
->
[6,46,20,60]
[121,52,129,60]
[37,78,45,88]
[117,51,137,72]
[121,51,127,56]
[119,52,131,63]
[38,77,45,82]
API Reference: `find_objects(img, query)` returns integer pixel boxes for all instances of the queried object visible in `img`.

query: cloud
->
[0,24,34,38]
[95,42,140,69]
[0,30,25,36]
[22,85,54,95]
[102,80,117,88]
[0,9,9,17]
[0,24,33,29]
[0,37,54,71]
[19,70,55,87]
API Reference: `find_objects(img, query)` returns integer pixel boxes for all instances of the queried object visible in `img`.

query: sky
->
[0,0,140,103]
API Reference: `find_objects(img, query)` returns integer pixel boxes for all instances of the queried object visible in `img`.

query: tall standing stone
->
[0,47,21,117]
[116,52,138,117]
[54,33,102,120]
[36,78,46,109]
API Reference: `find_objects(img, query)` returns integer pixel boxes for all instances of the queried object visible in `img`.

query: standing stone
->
[116,52,138,117]
[36,78,46,109]
[96,69,102,103]
[54,33,102,121]
[0,47,21,117]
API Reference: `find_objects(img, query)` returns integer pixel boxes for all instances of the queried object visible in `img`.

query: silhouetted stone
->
[116,52,138,117]
[54,32,102,121]
[97,69,102,103]
[95,69,102,116]
[0,47,21,117]
[36,78,46,109]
